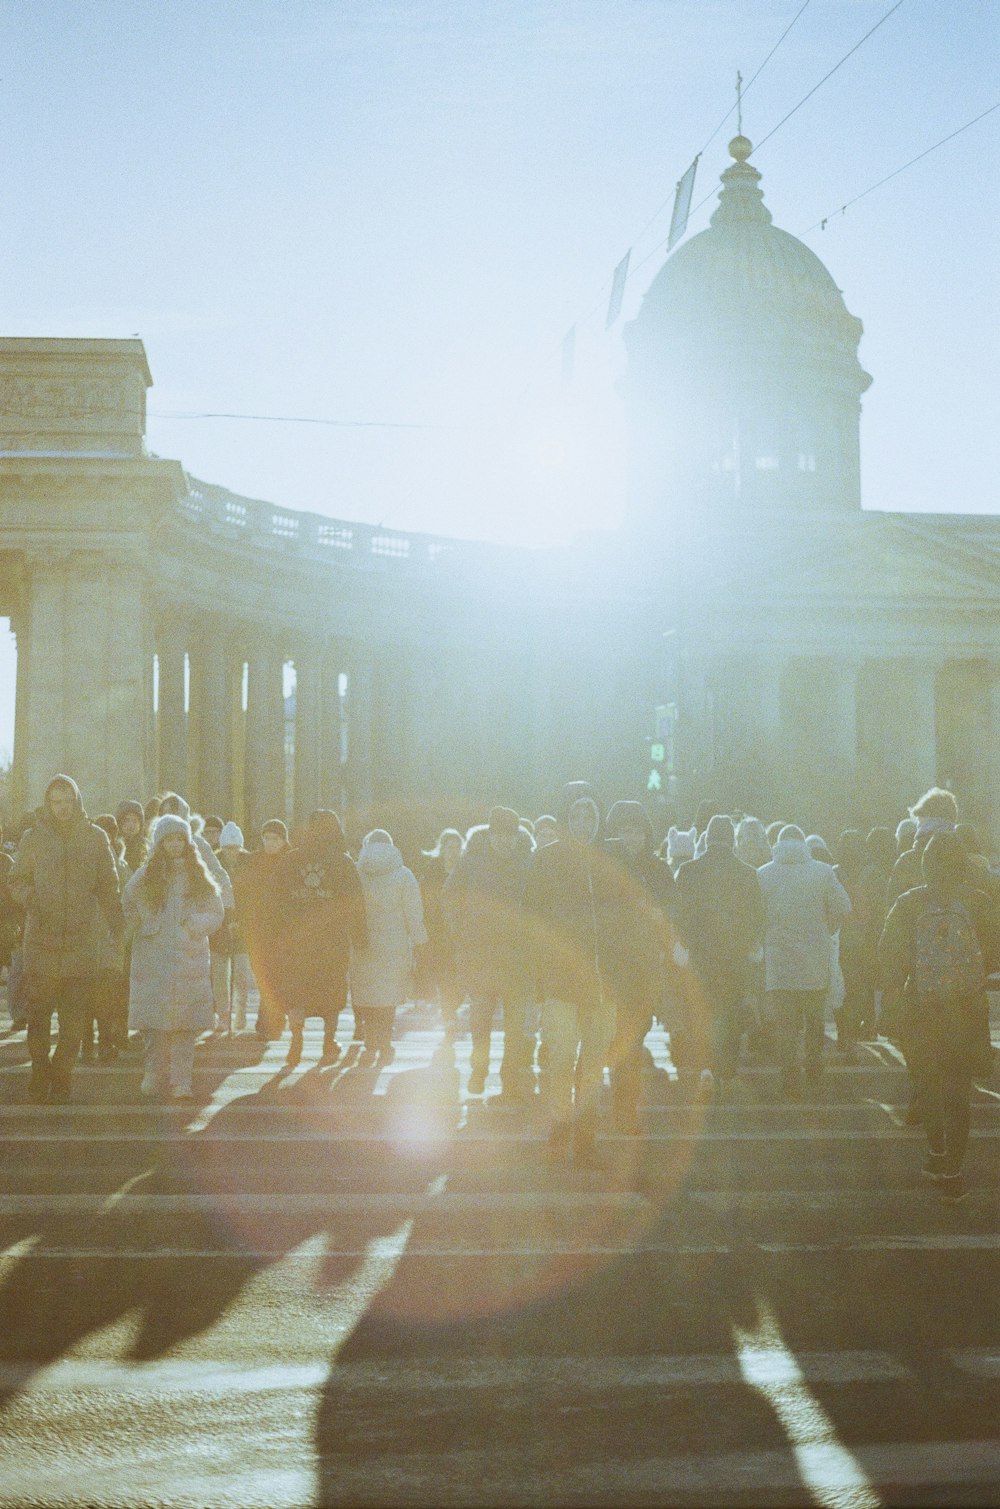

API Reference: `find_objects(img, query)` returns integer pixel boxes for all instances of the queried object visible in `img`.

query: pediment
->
[755,511,1000,603]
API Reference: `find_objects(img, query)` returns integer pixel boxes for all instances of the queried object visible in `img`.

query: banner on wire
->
[668,156,699,250]
[605,250,631,329]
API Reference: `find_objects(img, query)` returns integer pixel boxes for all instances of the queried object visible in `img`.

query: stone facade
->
[0,143,998,846]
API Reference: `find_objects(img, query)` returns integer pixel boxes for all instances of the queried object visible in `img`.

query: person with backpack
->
[879,830,998,1200]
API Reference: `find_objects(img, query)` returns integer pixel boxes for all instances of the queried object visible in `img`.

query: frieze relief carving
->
[0,376,141,437]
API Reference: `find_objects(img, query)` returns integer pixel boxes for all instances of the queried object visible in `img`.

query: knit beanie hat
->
[151,814,191,848]
[219,822,244,848]
[261,819,288,840]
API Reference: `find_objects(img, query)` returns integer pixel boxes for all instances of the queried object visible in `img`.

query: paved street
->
[1,1004,999,1507]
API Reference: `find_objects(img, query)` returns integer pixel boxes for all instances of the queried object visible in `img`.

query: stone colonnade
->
[683,652,1000,838]
[156,620,379,837]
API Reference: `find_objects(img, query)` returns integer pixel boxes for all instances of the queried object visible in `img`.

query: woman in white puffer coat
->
[123,814,224,1101]
[350,830,427,1058]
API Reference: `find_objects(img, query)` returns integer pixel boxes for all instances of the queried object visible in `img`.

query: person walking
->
[601,800,674,1131]
[115,801,148,875]
[214,822,253,1032]
[758,825,851,1099]
[443,807,535,1100]
[10,776,123,1104]
[89,814,132,1061]
[879,830,998,1200]
[523,781,619,1165]
[832,830,875,1061]
[237,818,292,1041]
[418,827,465,1031]
[123,814,224,1101]
[673,814,766,1097]
[275,810,367,1068]
[350,829,428,1059]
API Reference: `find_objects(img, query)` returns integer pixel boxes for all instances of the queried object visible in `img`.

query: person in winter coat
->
[522,781,621,1165]
[86,814,131,1061]
[123,815,224,1101]
[887,788,959,910]
[674,814,766,1095]
[350,829,428,1058]
[832,830,877,1061]
[879,830,999,1199]
[10,775,123,1104]
[157,793,235,912]
[602,800,675,1133]
[115,800,148,875]
[418,827,465,1030]
[209,822,253,1033]
[275,810,367,1068]
[236,818,293,1041]
[758,825,852,1098]
[443,807,535,1099]
[665,826,696,877]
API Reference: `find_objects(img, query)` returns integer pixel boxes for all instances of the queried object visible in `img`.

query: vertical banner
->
[561,325,576,388]
[668,156,699,250]
[605,250,631,329]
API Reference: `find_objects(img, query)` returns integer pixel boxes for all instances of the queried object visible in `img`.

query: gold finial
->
[728,134,753,162]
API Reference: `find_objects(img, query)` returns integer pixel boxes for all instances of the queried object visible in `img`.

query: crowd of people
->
[1,774,997,1198]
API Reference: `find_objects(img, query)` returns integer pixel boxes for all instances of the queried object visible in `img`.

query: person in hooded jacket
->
[236,818,292,1042]
[123,814,224,1101]
[442,806,536,1100]
[887,788,959,910]
[350,829,428,1059]
[10,775,123,1103]
[522,781,621,1165]
[115,801,148,876]
[275,809,367,1068]
[602,800,675,1133]
[673,814,766,1096]
[758,824,852,1099]
[879,830,999,1199]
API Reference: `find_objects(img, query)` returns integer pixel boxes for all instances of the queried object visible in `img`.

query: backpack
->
[913,898,985,1002]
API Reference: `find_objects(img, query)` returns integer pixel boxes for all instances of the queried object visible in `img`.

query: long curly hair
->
[140,835,219,914]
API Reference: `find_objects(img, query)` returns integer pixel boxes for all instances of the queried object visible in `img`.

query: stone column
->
[192,624,233,819]
[344,645,374,816]
[292,642,322,827]
[320,644,345,812]
[894,659,938,802]
[13,549,153,813]
[245,643,287,835]
[156,616,188,797]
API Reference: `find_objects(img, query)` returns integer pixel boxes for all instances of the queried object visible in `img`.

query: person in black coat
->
[673,813,766,1094]
[272,810,368,1068]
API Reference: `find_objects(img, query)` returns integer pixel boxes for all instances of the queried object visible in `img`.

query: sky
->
[0,0,998,757]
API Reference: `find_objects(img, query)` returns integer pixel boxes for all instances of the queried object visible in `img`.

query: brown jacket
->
[10,780,123,979]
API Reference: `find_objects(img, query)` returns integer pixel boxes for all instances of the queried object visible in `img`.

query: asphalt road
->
[1,1002,999,1507]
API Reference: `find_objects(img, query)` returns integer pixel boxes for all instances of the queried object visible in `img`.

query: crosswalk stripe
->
[0,1349,912,1394]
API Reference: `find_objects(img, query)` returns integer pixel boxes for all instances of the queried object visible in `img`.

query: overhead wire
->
[678,0,910,237]
[799,98,1000,235]
[508,0,826,393]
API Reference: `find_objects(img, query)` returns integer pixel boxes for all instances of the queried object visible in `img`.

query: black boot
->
[284,1024,303,1069]
[319,1025,340,1067]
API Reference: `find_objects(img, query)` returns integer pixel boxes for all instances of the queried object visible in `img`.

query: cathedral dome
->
[624,137,871,519]
[631,137,869,378]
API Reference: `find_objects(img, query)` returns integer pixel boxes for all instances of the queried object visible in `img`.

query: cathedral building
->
[1,137,998,845]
